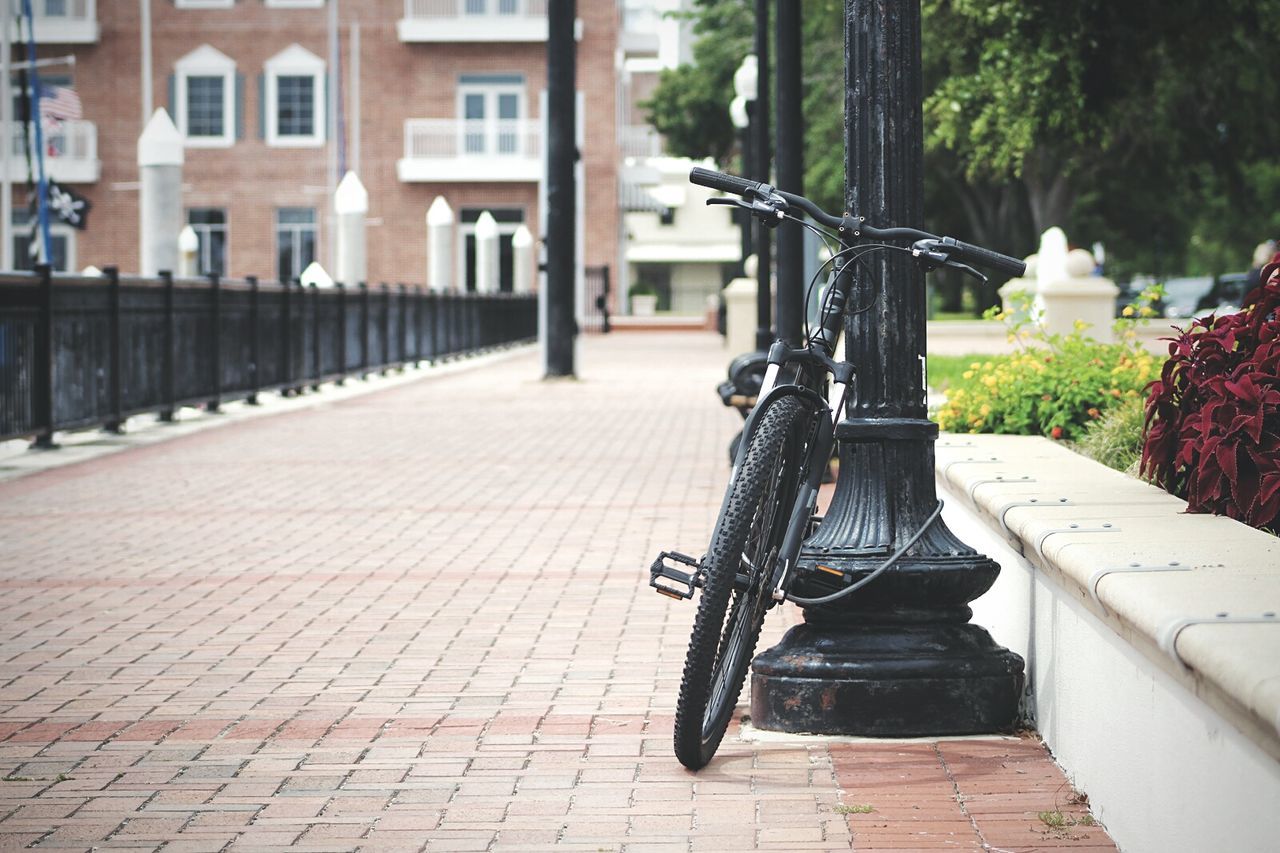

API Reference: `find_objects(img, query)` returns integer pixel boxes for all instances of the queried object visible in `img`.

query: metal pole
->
[20,0,52,265]
[349,22,360,177]
[1,0,12,271]
[544,0,576,377]
[774,0,803,345]
[753,0,772,351]
[751,0,1024,737]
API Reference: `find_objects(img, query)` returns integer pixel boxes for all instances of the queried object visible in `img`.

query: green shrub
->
[934,290,1160,441]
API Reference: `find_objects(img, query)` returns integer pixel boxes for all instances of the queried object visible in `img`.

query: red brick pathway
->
[0,333,1115,851]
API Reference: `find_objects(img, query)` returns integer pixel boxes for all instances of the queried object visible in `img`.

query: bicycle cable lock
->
[785,500,946,607]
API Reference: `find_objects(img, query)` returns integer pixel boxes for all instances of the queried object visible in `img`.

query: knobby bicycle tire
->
[673,394,809,770]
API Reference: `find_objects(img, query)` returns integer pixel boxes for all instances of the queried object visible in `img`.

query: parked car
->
[1201,272,1252,316]
[1160,276,1216,319]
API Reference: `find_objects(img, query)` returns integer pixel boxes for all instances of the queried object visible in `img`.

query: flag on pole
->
[38,85,81,123]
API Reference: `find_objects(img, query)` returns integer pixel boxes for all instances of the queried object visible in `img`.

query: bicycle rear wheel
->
[674,395,809,770]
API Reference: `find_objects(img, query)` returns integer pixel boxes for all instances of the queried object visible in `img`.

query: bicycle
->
[649,166,1026,770]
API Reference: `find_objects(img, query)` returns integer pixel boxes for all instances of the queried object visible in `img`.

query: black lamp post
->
[750,0,1024,736]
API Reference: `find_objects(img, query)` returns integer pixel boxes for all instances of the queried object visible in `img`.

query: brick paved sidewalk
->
[0,333,1115,852]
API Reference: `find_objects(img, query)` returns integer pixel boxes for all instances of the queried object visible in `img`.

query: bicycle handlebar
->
[689,166,1027,278]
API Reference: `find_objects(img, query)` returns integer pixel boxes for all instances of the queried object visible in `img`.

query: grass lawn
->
[926,353,991,393]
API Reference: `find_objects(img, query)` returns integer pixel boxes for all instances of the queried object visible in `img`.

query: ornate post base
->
[749,423,1025,735]
[750,622,1024,735]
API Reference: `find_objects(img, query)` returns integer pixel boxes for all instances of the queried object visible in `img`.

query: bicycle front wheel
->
[674,394,809,770]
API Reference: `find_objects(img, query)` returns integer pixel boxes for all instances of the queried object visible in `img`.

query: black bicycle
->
[649,166,1026,770]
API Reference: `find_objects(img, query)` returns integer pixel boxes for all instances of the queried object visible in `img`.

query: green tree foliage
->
[647,1,1280,295]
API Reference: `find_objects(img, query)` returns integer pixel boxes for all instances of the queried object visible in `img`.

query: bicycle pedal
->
[649,551,702,600]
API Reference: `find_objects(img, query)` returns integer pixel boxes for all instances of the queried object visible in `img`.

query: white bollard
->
[334,171,368,286]
[474,210,500,294]
[178,225,198,277]
[137,108,183,276]
[426,195,454,292]
[512,224,534,294]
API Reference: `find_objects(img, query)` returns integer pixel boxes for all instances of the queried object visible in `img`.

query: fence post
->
[31,263,56,449]
[601,265,611,334]
[160,270,176,420]
[281,279,293,395]
[336,282,347,385]
[246,275,261,404]
[207,272,221,412]
[311,282,322,391]
[104,266,124,433]
[360,282,370,378]
[413,285,424,363]
[382,282,391,374]
[398,283,408,369]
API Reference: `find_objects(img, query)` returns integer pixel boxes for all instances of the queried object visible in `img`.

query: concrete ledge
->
[936,433,1280,853]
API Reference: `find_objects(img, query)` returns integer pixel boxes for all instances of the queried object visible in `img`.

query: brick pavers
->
[0,333,1115,851]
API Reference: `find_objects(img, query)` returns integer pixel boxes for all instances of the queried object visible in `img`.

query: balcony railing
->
[397,118,542,183]
[10,0,99,43]
[398,0,551,42]
[5,120,99,183]
[619,125,662,160]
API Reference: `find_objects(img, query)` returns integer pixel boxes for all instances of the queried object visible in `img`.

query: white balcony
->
[619,125,662,160]
[397,118,541,183]
[10,0,99,43]
[5,120,99,183]
[398,0,550,42]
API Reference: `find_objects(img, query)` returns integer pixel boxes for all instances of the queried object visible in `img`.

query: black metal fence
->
[0,265,537,445]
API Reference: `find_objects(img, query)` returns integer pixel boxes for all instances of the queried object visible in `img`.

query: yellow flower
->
[1122,306,1135,317]
[962,370,974,380]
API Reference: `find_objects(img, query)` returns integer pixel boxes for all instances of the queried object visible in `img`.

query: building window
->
[276,208,317,283]
[175,45,236,147]
[461,207,523,293]
[175,0,235,9]
[188,208,227,276]
[265,0,323,7]
[12,212,73,272]
[457,74,524,158]
[265,44,325,148]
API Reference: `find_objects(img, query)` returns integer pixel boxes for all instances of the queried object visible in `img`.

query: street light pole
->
[752,0,771,351]
[773,0,803,345]
[750,0,1024,737]
[729,94,751,280]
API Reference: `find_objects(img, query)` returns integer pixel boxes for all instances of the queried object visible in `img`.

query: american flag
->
[38,85,82,123]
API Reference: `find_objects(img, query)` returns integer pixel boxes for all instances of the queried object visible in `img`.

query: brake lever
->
[706,196,787,228]
[947,261,988,284]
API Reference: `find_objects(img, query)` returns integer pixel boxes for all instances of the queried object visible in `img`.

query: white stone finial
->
[137,108,184,167]
[334,171,368,215]
[1035,227,1070,285]
[178,225,198,254]
[427,195,454,226]
[300,261,335,288]
[474,211,500,294]
[512,225,534,294]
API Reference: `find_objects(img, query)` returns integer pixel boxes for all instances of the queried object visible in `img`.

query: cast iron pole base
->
[750,621,1024,735]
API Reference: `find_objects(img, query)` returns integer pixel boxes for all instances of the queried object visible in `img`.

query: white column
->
[177,225,198,277]
[426,195,454,292]
[474,210,500,294]
[512,224,534,294]
[334,170,368,285]
[137,108,184,276]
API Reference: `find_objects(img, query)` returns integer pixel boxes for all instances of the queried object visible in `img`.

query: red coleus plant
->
[1141,252,1280,532]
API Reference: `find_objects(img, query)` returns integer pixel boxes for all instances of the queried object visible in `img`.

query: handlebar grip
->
[943,237,1027,278]
[689,166,761,198]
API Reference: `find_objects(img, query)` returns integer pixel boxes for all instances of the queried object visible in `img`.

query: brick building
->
[6,0,619,297]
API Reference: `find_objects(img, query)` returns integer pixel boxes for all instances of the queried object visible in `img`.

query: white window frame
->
[456,76,525,158]
[175,0,235,10]
[175,45,236,148]
[265,44,326,148]
[12,217,76,272]
[187,208,229,277]
[265,0,323,7]
[275,207,318,282]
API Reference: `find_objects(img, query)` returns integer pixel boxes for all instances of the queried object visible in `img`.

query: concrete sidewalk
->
[0,333,1114,851]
